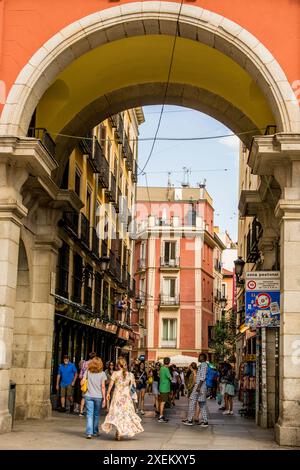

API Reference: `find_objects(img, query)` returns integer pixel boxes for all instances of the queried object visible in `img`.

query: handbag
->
[81,372,88,394]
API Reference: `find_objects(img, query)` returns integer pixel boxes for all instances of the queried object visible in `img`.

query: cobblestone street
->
[0,396,290,450]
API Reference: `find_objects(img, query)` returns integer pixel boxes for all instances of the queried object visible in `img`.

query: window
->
[86,188,91,220]
[56,242,70,298]
[162,319,177,347]
[107,138,112,165]
[94,272,102,317]
[72,253,82,303]
[163,241,176,264]
[84,264,93,309]
[162,277,178,304]
[99,124,106,154]
[222,283,227,298]
[140,242,146,264]
[140,278,145,303]
[75,169,81,197]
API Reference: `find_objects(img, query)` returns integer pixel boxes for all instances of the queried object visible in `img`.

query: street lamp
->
[135,296,142,313]
[234,256,245,285]
[99,255,110,274]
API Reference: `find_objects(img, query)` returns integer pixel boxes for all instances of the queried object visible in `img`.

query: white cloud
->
[218,135,240,149]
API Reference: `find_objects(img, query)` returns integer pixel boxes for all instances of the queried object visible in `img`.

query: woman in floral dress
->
[101,357,144,440]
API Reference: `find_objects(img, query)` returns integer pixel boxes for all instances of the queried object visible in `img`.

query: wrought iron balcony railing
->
[80,213,90,248]
[160,257,180,268]
[28,127,56,158]
[159,294,180,306]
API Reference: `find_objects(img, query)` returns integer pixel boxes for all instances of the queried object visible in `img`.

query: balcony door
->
[164,241,176,265]
[162,319,177,348]
[162,277,177,303]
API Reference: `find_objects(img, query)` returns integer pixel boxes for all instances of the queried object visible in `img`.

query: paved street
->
[0,396,290,450]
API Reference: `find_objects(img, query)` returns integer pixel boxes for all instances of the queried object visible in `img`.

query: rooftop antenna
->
[197,178,206,188]
[167,172,172,201]
[181,167,191,188]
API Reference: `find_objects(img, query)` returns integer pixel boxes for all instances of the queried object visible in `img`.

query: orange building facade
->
[133,186,217,361]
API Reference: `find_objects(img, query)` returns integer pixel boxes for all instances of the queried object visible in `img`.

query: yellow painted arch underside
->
[36,35,274,136]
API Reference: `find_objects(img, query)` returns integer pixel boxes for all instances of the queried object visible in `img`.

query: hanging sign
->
[245,271,280,328]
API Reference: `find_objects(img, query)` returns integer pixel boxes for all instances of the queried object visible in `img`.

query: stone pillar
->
[275,199,300,446]
[25,206,62,419]
[248,134,300,445]
[0,163,27,433]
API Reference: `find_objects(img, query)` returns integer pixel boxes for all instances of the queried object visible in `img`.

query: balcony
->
[246,218,263,263]
[106,172,117,203]
[132,159,138,183]
[214,260,222,272]
[101,238,108,256]
[214,289,222,302]
[130,277,136,299]
[80,213,90,248]
[91,227,99,258]
[161,339,177,348]
[28,127,56,158]
[94,140,110,188]
[122,265,128,288]
[111,114,124,145]
[60,211,79,237]
[124,138,133,171]
[115,257,122,283]
[160,257,180,270]
[79,131,93,157]
[108,251,116,278]
[137,258,146,271]
[159,294,180,308]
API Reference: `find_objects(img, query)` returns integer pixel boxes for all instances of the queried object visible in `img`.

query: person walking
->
[182,353,209,427]
[81,356,106,439]
[183,362,200,424]
[152,362,160,415]
[223,364,235,415]
[56,355,77,413]
[158,357,171,423]
[135,361,147,415]
[78,352,96,417]
[101,357,144,441]
[105,361,116,408]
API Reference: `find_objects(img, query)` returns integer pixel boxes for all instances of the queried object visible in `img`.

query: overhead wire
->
[137,0,184,176]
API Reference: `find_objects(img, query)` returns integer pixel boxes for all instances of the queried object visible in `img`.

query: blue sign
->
[245,290,280,328]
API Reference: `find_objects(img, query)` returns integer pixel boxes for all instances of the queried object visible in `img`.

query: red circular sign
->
[255,293,271,309]
[247,280,256,290]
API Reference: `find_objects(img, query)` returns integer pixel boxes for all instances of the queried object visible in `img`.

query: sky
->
[137,105,240,241]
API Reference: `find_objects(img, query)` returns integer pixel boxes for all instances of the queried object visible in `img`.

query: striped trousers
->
[187,388,208,422]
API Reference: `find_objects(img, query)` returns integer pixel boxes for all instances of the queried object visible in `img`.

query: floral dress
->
[101,371,144,437]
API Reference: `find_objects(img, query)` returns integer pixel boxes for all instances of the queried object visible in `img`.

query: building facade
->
[134,186,218,361]
[52,108,144,396]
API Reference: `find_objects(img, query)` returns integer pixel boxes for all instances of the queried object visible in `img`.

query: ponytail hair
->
[118,356,128,379]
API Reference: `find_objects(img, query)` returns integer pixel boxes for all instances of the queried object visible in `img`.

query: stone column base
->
[28,400,52,420]
[0,411,12,434]
[275,422,300,447]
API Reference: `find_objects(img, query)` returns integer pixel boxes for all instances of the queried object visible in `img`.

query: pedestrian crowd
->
[55,352,236,440]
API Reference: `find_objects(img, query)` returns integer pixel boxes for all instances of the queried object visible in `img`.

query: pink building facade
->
[133,187,217,361]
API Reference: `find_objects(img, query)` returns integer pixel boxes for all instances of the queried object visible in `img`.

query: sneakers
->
[229,411,234,415]
[140,410,145,415]
[78,413,84,417]
[182,419,194,426]
[158,416,169,423]
[223,410,230,415]
[86,435,92,439]
[199,422,209,428]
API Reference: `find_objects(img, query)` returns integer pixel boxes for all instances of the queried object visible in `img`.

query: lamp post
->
[234,256,245,285]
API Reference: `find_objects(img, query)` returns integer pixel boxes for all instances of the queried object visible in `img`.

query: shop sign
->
[118,328,129,340]
[245,271,280,328]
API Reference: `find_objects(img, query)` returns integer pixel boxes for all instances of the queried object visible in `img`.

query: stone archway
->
[0,2,299,446]
[1,2,299,138]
